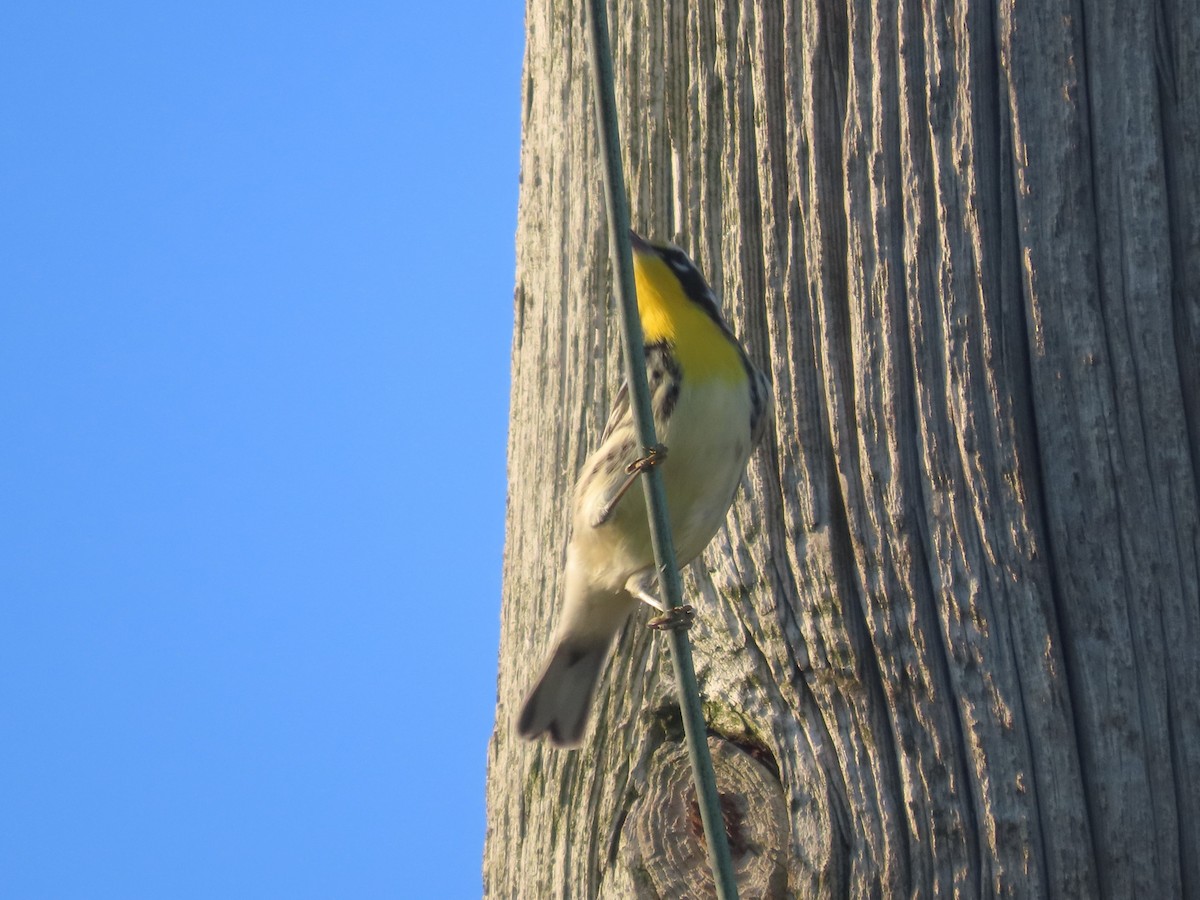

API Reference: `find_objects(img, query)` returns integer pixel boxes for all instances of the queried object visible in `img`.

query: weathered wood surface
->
[485,0,1200,896]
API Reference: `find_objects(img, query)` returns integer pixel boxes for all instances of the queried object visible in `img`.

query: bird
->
[516,230,772,748]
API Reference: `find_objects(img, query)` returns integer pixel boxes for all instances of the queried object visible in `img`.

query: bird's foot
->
[591,444,670,527]
[625,443,668,475]
[647,605,695,630]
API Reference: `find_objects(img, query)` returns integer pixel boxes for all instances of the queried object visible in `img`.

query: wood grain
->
[486,0,1200,896]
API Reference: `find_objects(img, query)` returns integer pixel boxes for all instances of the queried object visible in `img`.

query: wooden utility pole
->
[486,0,1200,896]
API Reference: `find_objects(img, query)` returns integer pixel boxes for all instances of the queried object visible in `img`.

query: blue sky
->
[1,3,521,896]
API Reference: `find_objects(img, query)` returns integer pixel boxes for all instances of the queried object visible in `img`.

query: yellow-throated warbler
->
[517,231,772,747]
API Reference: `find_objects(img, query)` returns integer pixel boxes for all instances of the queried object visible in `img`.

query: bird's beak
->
[628,229,652,255]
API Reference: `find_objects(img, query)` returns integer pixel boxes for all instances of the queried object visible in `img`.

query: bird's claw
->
[592,444,670,527]
[625,443,668,475]
[647,605,695,631]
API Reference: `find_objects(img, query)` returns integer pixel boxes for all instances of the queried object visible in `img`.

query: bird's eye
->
[665,251,692,274]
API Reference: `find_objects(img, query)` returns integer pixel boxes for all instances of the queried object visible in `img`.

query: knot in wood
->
[622,736,789,899]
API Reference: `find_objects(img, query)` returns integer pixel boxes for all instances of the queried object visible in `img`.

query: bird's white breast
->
[568,375,753,592]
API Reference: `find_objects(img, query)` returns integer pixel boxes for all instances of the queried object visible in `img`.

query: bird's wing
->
[597,381,631,446]
[576,344,681,527]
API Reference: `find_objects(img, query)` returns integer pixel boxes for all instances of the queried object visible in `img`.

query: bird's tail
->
[516,636,611,748]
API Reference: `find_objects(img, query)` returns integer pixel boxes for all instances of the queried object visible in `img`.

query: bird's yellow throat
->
[632,252,745,382]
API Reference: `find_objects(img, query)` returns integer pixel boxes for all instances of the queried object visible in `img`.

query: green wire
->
[581,1,740,897]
